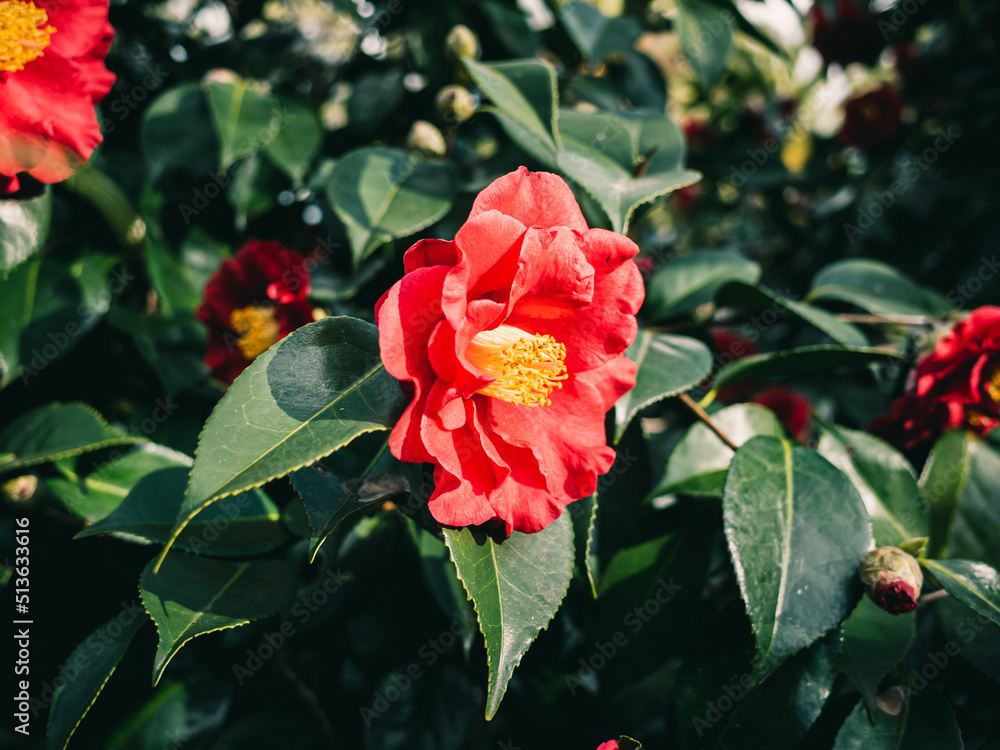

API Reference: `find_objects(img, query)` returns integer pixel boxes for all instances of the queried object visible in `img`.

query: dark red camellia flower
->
[860,547,923,615]
[871,306,1000,449]
[376,168,643,535]
[838,85,904,150]
[809,0,884,69]
[0,0,115,190]
[751,386,813,443]
[682,118,718,154]
[197,240,314,385]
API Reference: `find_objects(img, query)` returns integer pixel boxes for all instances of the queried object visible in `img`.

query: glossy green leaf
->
[46,611,146,750]
[141,83,217,182]
[839,596,915,716]
[0,256,37,388]
[46,443,191,523]
[263,98,323,182]
[570,493,600,598]
[647,249,761,321]
[0,402,141,475]
[713,345,906,391]
[141,553,297,685]
[464,58,559,157]
[0,188,51,279]
[653,403,784,498]
[78,465,287,556]
[676,0,734,89]
[817,423,927,547]
[561,1,642,62]
[921,558,1000,627]
[159,317,407,568]
[205,73,280,170]
[919,429,973,559]
[326,147,457,265]
[443,513,573,719]
[723,436,873,682]
[935,594,1000,682]
[290,438,405,562]
[832,689,963,750]
[717,281,868,347]
[614,331,713,441]
[105,677,231,750]
[807,259,947,317]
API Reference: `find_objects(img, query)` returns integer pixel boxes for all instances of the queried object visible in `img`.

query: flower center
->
[0,0,55,73]
[466,324,568,407]
[230,305,281,360]
[984,360,1000,404]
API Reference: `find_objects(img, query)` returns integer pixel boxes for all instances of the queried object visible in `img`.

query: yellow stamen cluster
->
[466,324,568,407]
[230,305,281,360]
[985,361,1000,404]
[0,0,55,73]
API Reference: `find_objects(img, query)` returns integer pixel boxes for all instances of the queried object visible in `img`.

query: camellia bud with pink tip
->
[860,546,923,615]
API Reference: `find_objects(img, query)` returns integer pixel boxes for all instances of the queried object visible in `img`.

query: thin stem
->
[917,589,950,607]
[835,313,938,325]
[677,391,739,451]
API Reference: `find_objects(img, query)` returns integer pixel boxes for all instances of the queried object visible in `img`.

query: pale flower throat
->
[466,324,568,407]
[0,0,55,73]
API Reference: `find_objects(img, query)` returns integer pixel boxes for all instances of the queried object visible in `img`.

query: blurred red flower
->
[838,86,904,150]
[0,0,115,189]
[197,240,314,385]
[596,742,619,750]
[870,306,1000,449]
[376,167,643,535]
[809,0,884,69]
[751,386,813,443]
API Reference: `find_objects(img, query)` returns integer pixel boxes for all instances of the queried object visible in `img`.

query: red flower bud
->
[860,546,923,615]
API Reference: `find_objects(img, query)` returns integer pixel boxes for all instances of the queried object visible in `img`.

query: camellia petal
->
[376,168,643,534]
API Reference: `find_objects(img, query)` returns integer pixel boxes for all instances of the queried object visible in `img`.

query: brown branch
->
[677,391,740,451]
[835,313,938,325]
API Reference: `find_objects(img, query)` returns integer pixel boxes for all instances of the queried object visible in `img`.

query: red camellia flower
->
[376,168,643,535]
[197,240,314,385]
[596,742,619,750]
[860,546,923,615]
[871,306,1000,449]
[0,0,115,190]
[838,86,904,150]
[809,0,884,69]
[751,386,813,443]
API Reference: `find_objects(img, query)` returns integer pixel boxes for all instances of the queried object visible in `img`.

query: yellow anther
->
[466,324,568,407]
[0,0,55,73]
[230,305,280,360]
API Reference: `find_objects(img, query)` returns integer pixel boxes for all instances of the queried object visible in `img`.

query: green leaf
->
[0,256,38,388]
[556,109,700,232]
[140,553,297,685]
[78,465,287,557]
[807,259,947,317]
[613,331,713,442]
[464,58,559,157]
[263,98,323,182]
[832,689,963,750]
[45,443,191,523]
[0,188,51,279]
[46,611,146,750]
[443,513,573,719]
[676,0,734,89]
[935,594,1000,683]
[922,558,1000,627]
[290,437,404,562]
[204,73,280,171]
[561,1,642,62]
[411,524,478,657]
[839,596,915,716]
[817,423,927,547]
[570,493,600,598]
[653,403,784,498]
[647,249,761,321]
[159,317,407,569]
[141,82,218,183]
[716,281,868,347]
[0,402,141,475]
[723,436,874,682]
[713,345,906,391]
[325,147,457,265]
[105,678,230,750]
[919,429,973,559]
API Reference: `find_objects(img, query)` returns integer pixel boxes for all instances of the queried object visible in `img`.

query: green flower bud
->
[860,546,923,615]
[406,120,447,157]
[436,85,477,125]
[445,24,480,61]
